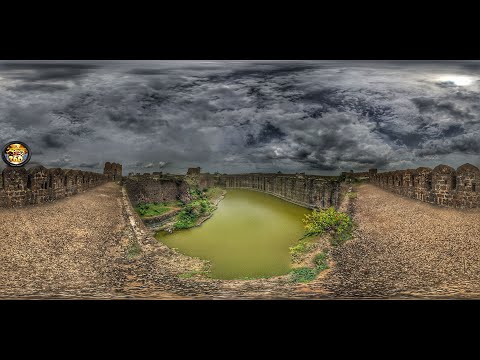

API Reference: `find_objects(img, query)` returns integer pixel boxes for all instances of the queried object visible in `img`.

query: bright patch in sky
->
[437,75,474,86]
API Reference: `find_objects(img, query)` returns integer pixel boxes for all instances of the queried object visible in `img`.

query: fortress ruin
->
[103,162,122,181]
[0,166,108,208]
[368,163,480,209]
[124,169,342,209]
[4,159,478,210]
[126,163,480,210]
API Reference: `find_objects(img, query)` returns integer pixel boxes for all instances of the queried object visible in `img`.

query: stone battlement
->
[0,165,110,208]
[369,163,480,209]
[124,175,191,206]
[342,169,377,180]
[104,162,122,181]
[217,173,341,209]
[125,168,342,209]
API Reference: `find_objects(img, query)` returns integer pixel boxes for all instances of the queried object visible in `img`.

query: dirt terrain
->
[300,184,480,298]
[0,183,296,299]
[0,183,186,299]
[2,182,480,299]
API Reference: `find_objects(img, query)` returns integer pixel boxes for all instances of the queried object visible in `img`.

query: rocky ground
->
[299,184,480,298]
[2,182,480,299]
[0,183,301,299]
[0,183,126,298]
[0,183,190,299]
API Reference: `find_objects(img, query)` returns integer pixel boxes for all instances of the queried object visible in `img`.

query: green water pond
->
[156,189,309,279]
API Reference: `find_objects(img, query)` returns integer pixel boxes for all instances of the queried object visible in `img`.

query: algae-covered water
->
[156,189,309,279]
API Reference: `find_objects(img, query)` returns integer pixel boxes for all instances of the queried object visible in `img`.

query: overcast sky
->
[1,60,479,175]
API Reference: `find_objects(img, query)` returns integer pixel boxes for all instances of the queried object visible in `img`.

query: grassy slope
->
[135,201,183,219]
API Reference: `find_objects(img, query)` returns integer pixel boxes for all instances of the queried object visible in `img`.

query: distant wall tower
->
[104,162,122,181]
[186,167,201,176]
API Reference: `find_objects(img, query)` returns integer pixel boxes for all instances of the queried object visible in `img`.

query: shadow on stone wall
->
[124,174,191,207]
[104,162,123,181]
[219,173,341,209]
[0,166,109,208]
[370,163,480,208]
[125,170,342,210]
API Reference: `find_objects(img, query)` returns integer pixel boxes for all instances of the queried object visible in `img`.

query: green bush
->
[204,187,224,200]
[290,267,318,283]
[289,236,318,263]
[303,207,353,246]
[189,188,205,200]
[314,251,329,271]
[135,203,172,218]
[174,199,213,229]
[289,240,308,255]
[290,250,330,283]
[175,211,198,229]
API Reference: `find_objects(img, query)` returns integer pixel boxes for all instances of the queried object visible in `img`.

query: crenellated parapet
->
[210,172,340,209]
[370,163,480,208]
[124,175,191,206]
[0,165,109,208]
[103,162,123,181]
[124,169,342,209]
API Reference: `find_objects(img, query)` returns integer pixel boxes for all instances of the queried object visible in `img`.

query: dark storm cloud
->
[458,62,480,72]
[302,88,340,105]
[47,156,71,168]
[245,122,286,146]
[0,62,99,82]
[278,113,394,171]
[411,97,474,120]
[124,161,170,171]
[417,132,480,157]
[205,62,320,82]
[303,160,338,171]
[78,162,100,168]
[258,122,286,142]
[42,134,67,149]
[106,110,170,133]
[374,125,425,148]
[293,149,310,160]
[127,68,169,75]
[0,63,98,70]
[1,60,480,174]
[8,83,69,92]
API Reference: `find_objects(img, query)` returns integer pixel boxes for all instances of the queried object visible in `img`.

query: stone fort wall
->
[216,173,341,209]
[104,162,122,181]
[369,163,480,209]
[342,169,377,180]
[0,166,109,208]
[124,173,192,207]
[125,168,342,209]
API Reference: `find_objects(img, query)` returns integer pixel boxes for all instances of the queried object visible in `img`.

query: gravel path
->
[0,182,299,299]
[0,183,184,299]
[316,184,480,298]
[4,182,477,299]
